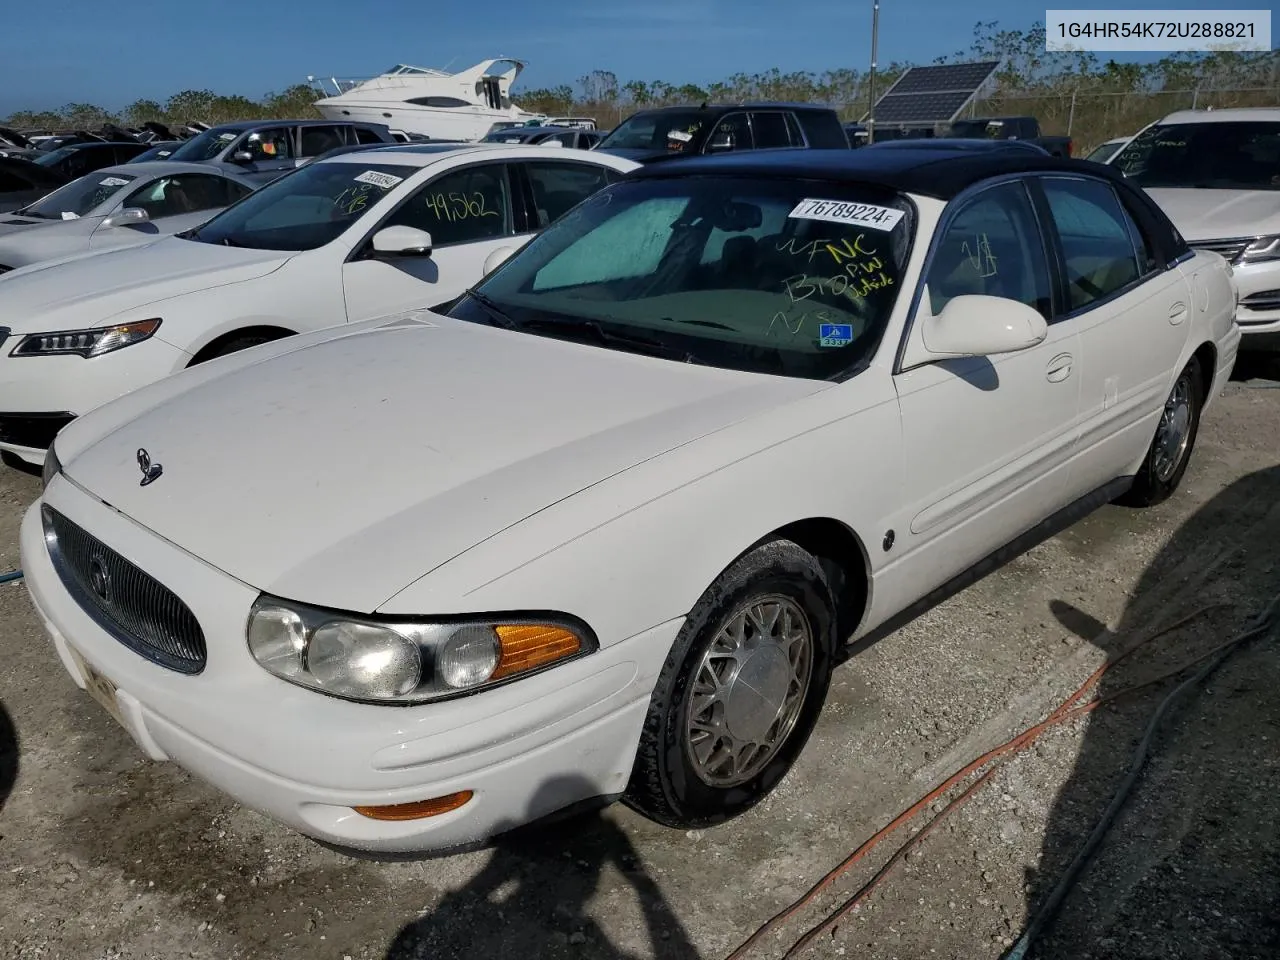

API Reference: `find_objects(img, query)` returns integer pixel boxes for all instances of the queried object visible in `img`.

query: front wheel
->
[623,539,837,829]
[1115,355,1203,508]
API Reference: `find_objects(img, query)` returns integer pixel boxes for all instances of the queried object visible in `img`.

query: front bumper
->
[20,478,677,854]
[0,337,190,465]
[1231,259,1280,353]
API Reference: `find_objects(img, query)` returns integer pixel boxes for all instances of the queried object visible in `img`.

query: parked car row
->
[0,106,1263,859]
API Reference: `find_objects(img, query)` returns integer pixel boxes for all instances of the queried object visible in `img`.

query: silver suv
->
[163,119,397,185]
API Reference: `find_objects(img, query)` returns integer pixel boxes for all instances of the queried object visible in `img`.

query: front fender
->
[380,376,904,647]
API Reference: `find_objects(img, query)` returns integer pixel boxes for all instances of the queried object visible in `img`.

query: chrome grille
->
[43,506,206,673]
[1188,237,1251,262]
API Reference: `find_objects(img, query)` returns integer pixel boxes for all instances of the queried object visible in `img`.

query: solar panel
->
[875,91,976,124]
[866,60,1001,126]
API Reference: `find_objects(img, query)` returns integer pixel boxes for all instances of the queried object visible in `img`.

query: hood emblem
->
[88,554,111,602]
[137,448,163,486]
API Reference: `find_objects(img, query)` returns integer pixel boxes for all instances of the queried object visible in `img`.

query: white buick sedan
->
[0,143,638,465]
[23,146,1239,855]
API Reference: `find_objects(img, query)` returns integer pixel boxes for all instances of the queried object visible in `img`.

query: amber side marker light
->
[353,790,474,821]
[493,624,582,679]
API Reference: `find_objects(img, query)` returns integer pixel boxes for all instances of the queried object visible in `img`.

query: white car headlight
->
[11,318,161,358]
[246,595,595,704]
[1240,235,1280,264]
[41,442,61,490]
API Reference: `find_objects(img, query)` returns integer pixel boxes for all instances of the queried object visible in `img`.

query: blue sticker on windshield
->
[819,323,853,347]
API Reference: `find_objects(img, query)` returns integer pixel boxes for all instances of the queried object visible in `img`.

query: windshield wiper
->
[520,315,704,364]
[466,289,519,329]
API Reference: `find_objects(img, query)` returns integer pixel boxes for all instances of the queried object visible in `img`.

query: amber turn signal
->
[492,624,582,679]
[352,790,474,821]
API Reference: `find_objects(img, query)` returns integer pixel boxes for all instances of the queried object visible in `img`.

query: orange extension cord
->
[723,601,1247,960]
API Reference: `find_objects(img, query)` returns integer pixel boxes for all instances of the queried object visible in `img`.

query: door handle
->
[1168,301,1189,324]
[1046,353,1073,382]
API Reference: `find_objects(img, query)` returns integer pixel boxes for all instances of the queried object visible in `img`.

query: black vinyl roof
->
[625,102,837,117]
[626,145,1130,200]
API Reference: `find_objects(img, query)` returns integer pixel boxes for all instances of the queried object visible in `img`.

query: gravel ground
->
[1,362,1278,960]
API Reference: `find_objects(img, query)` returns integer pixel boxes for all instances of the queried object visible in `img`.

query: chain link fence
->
[583,85,1278,156]
[831,86,1279,154]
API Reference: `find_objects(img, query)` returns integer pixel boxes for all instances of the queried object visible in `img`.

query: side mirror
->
[102,207,149,228]
[904,293,1048,368]
[483,246,515,275]
[370,225,433,258]
[232,150,254,163]
[706,133,735,153]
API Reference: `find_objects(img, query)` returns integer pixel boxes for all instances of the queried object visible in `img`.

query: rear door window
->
[299,126,349,157]
[524,160,612,228]
[749,112,794,149]
[1040,177,1142,311]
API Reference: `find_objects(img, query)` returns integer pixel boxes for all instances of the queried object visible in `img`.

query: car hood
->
[0,213,98,238]
[0,237,292,334]
[62,315,825,613]
[1143,188,1280,241]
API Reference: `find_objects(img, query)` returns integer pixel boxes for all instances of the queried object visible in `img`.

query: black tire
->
[623,539,837,829]
[1115,355,1204,508]
[189,333,280,366]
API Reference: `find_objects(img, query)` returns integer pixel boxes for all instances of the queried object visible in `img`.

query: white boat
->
[310,58,547,141]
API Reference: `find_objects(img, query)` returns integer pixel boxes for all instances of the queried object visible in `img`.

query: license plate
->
[66,645,127,731]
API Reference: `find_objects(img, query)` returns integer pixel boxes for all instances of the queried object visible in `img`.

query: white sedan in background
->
[0,143,638,464]
[22,146,1238,855]
[0,161,258,273]
[1108,108,1280,356]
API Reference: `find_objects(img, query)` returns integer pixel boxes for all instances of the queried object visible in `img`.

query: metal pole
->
[867,0,880,143]
[1191,85,1200,110]
[1067,88,1077,135]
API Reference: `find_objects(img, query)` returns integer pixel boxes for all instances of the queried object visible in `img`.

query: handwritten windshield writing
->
[425,192,500,222]
[333,185,375,216]
[784,254,895,305]
[767,305,845,339]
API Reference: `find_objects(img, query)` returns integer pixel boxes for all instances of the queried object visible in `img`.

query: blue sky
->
[2,0,1251,116]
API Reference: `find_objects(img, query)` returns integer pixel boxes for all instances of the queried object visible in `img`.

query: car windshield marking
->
[1113,120,1280,191]
[450,177,913,380]
[185,162,417,252]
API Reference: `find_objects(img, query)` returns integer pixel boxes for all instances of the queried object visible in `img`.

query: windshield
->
[1086,140,1125,163]
[168,128,241,162]
[1112,121,1280,190]
[482,131,533,143]
[453,176,914,379]
[33,146,77,167]
[597,111,709,152]
[186,161,415,251]
[18,171,137,219]
[948,119,1003,138]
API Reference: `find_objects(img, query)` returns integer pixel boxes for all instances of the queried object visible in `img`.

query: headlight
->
[41,443,61,490]
[1240,235,1280,264]
[246,595,594,704]
[11,318,161,358]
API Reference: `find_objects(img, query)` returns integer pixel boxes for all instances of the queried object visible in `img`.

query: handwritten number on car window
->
[424,192,499,222]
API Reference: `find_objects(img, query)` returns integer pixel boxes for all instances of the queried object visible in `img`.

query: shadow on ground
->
[1030,464,1280,958]
[384,777,699,960]
[0,701,16,817]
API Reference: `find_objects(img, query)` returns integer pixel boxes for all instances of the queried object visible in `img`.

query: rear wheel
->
[1115,355,1203,508]
[623,539,837,828]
